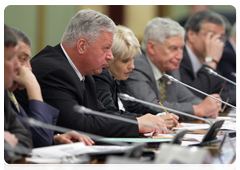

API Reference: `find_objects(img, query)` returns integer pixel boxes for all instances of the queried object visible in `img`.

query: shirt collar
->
[146,54,164,81]
[60,43,85,82]
[185,43,202,78]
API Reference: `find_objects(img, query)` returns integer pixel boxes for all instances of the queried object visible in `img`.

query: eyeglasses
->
[198,30,227,43]
[219,80,231,112]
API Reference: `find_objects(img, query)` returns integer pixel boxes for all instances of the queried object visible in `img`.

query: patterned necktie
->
[159,77,167,102]
[9,92,20,112]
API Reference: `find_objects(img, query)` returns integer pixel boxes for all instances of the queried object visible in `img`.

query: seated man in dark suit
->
[10,28,94,147]
[179,10,236,107]
[125,17,221,120]
[15,9,167,137]
[217,22,236,83]
[4,24,32,163]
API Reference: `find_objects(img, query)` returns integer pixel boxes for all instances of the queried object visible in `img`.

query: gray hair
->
[142,17,185,51]
[185,10,225,40]
[11,27,31,47]
[61,8,117,46]
[4,24,18,47]
[231,22,236,37]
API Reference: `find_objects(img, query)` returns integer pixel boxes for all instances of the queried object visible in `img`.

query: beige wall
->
[4,5,236,56]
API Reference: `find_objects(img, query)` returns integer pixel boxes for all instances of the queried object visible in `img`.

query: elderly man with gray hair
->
[15,9,168,137]
[125,17,221,120]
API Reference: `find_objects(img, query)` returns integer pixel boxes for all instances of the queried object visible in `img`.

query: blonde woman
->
[93,25,182,129]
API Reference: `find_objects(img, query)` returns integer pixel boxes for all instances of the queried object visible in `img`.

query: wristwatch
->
[205,57,218,64]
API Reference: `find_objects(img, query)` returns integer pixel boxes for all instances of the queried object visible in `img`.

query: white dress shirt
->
[60,43,85,82]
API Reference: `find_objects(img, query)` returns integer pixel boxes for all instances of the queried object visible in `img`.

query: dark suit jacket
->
[15,44,139,137]
[4,90,32,162]
[10,98,59,148]
[217,39,236,83]
[125,49,202,120]
[93,68,159,116]
[179,46,235,105]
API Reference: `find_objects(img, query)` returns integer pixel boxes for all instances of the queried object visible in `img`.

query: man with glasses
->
[179,10,236,109]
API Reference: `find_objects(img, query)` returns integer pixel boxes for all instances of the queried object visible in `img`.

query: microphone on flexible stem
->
[118,93,211,125]
[118,94,228,149]
[23,118,156,160]
[163,74,236,109]
[4,141,32,155]
[231,72,236,78]
[74,105,173,135]
[204,67,236,86]
[22,118,129,146]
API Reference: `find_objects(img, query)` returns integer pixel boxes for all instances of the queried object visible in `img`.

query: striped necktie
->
[158,77,167,102]
[9,92,20,112]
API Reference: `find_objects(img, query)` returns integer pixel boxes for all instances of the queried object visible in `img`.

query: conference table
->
[4,114,238,170]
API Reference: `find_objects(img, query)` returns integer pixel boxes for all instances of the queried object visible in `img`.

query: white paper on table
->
[30,142,134,159]
[216,117,236,122]
[227,108,236,117]
[220,122,236,130]
[26,156,62,164]
[172,121,236,131]
[172,123,210,130]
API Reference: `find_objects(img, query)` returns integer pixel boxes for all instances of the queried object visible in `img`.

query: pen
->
[158,100,169,115]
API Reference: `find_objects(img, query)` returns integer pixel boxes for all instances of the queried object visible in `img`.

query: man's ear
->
[77,38,87,54]
[146,40,155,56]
[187,30,196,43]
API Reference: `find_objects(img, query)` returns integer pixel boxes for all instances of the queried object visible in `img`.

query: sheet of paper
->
[30,142,134,159]
[227,108,236,117]
[216,117,236,122]
[26,157,62,164]
[172,123,210,130]
[99,137,172,143]
[172,121,236,131]
[221,122,236,130]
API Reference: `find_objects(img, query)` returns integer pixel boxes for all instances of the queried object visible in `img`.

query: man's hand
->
[193,94,221,117]
[204,32,224,69]
[136,113,168,136]
[14,66,37,89]
[53,131,95,146]
[14,66,43,101]
[161,113,180,129]
[4,131,18,148]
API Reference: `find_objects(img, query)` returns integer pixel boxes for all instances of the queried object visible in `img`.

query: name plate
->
[104,156,159,170]
[155,143,213,170]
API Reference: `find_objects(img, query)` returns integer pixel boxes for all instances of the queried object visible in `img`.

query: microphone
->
[23,118,158,160]
[4,141,32,155]
[163,74,236,109]
[73,105,174,134]
[204,67,236,86]
[22,118,129,146]
[231,72,236,78]
[118,93,211,125]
